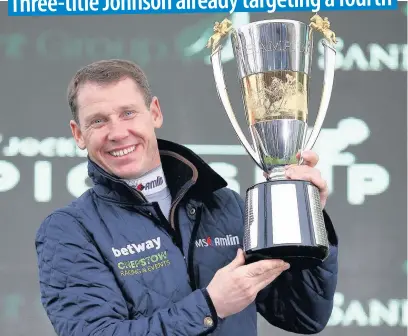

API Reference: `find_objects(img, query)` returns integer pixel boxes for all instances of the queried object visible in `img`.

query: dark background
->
[0,4,406,335]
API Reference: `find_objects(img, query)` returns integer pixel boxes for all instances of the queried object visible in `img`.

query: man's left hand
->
[283,151,328,209]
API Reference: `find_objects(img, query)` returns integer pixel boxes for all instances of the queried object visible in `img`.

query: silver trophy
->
[206,14,337,268]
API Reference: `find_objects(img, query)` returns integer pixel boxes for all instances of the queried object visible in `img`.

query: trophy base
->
[244,245,328,270]
[243,178,330,270]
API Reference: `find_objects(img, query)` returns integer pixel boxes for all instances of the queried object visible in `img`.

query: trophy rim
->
[233,19,308,31]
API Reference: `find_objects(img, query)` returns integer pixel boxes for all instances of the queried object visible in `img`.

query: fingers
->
[226,248,246,270]
[247,260,290,293]
[229,259,290,303]
[296,150,319,167]
[262,151,319,180]
[252,266,287,293]
[243,259,288,278]
[285,165,327,192]
[284,163,328,208]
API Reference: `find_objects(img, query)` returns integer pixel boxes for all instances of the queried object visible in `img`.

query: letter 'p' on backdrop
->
[0,0,406,335]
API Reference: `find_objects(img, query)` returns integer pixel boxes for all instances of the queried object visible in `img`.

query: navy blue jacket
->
[35,139,339,336]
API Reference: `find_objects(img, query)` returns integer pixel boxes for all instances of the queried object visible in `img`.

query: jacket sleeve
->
[232,191,339,334]
[35,211,219,336]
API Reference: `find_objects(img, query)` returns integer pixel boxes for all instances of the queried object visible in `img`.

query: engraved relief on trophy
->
[244,40,312,55]
[242,70,309,125]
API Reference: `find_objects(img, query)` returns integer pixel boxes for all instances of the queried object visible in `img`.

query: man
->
[35,59,338,336]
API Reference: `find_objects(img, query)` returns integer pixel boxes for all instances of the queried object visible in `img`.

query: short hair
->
[67,59,153,124]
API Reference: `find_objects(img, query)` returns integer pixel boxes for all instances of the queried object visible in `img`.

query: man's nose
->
[108,123,129,142]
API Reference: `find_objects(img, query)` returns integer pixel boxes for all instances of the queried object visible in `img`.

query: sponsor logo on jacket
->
[195,235,239,247]
[112,237,161,257]
[136,176,163,191]
[118,251,171,277]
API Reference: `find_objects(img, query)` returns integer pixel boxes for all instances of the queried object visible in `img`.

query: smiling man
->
[35,59,339,336]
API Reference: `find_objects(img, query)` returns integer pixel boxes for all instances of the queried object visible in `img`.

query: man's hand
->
[206,249,289,319]
[264,150,329,209]
[287,151,328,209]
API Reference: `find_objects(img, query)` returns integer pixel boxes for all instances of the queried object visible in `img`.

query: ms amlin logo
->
[195,234,240,248]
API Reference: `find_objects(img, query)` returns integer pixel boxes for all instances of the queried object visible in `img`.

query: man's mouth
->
[109,145,136,157]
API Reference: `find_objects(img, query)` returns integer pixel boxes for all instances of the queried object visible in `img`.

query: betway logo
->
[136,176,163,191]
[195,235,240,247]
[112,237,161,257]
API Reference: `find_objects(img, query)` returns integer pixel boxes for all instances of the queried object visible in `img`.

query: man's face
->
[70,77,163,179]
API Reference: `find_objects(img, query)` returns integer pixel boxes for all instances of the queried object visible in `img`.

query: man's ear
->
[70,120,86,150]
[150,97,163,129]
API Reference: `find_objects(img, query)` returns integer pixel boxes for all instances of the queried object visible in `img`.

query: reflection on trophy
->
[207,14,337,268]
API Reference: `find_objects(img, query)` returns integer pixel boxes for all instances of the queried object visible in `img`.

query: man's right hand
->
[206,248,290,319]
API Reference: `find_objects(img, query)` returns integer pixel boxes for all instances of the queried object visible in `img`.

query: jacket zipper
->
[169,180,195,230]
[187,205,203,290]
[168,180,195,256]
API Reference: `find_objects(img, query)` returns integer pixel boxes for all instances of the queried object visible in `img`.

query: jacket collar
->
[87,138,227,205]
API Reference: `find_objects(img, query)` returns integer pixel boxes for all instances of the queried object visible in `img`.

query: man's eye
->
[124,111,135,117]
[91,119,104,126]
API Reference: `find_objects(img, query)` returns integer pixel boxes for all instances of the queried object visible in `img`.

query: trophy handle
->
[209,44,263,170]
[301,39,336,163]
